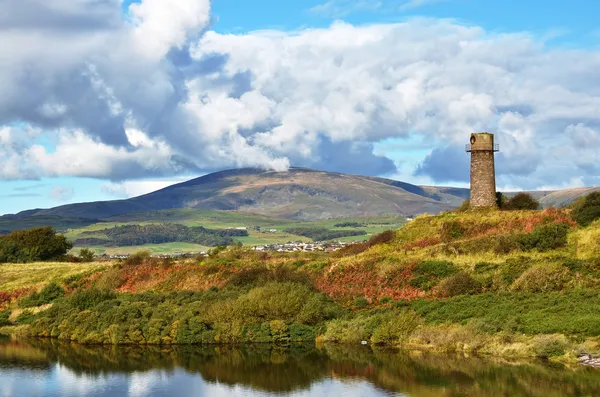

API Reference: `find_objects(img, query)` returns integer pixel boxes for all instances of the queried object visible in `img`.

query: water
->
[1,336,599,397]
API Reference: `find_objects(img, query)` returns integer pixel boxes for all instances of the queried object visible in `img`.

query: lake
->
[1,336,599,397]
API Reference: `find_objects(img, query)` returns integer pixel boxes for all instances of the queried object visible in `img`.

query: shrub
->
[68,289,117,310]
[511,265,569,293]
[122,251,152,267]
[572,192,600,226]
[526,223,570,251]
[533,334,567,358]
[499,257,531,285]
[379,296,392,304]
[496,192,506,208]
[439,272,481,297]
[19,282,65,307]
[226,265,311,287]
[504,193,541,210]
[79,248,95,262]
[410,260,458,290]
[494,235,522,254]
[440,221,465,242]
[353,296,369,308]
[15,310,36,325]
[474,262,499,274]
[0,310,10,326]
[370,311,422,345]
[367,230,396,246]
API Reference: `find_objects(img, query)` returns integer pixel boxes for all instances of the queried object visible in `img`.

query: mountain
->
[3,168,598,232]
[2,168,469,225]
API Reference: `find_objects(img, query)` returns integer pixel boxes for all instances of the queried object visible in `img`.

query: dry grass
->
[0,261,113,291]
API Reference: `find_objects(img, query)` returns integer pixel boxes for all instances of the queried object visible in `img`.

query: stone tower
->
[466,132,499,207]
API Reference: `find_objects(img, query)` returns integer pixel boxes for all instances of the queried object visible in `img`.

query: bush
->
[511,265,569,293]
[410,260,458,290]
[533,334,567,358]
[0,310,10,326]
[439,272,481,297]
[370,311,422,345]
[68,289,117,310]
[79,248,95,262]
[526,223,570,251]
[440,221,465,242]
[496,192,506,208]
[15,310,36,325]
[499,257,531,285]
[497,224,570,253]
[367,230,396,246]
[122,251,153,267]
[572,192,600,226]
[504,193,541,210]
[19,282,65,307]
[353,296,369,308]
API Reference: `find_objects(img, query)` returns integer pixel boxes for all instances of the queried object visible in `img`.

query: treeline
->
[333,222,365,228]
[284,228,366,241]
[0,227,72,263]
[75,223,248,247]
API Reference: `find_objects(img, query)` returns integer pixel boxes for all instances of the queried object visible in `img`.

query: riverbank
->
[2,208,600,364]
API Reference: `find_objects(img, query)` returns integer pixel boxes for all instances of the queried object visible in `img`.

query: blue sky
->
[1,0,599,215]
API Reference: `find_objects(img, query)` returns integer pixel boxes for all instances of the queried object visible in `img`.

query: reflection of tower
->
[466,133,499,208]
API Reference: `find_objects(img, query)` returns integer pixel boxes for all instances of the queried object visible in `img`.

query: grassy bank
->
[2,208,600,362]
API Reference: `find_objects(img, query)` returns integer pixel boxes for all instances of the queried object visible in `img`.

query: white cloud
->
[1,1,600,189]
[128,0,211,59]
[102,177,191,198]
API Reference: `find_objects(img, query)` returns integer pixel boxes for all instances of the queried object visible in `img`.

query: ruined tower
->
[466,132,499,208]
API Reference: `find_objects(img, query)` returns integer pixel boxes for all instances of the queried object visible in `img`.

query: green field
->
[62,210,406,253]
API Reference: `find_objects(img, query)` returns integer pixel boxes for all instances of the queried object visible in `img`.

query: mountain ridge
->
[5,168,468,221]
[2,168,599,228]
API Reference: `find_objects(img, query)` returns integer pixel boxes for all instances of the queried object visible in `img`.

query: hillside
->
[4,206,600,363]
[2,168,469,224]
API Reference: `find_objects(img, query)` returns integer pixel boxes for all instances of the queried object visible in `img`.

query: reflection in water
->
[1,337,599,397]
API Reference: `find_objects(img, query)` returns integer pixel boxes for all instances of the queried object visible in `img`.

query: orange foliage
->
[0,287,33,309]
[314,263,426,302]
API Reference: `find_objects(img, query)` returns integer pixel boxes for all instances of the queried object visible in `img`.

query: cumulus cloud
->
[102,177,191,198]
[0,1,600,189]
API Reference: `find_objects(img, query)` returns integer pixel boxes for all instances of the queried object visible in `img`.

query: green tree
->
[572,192,600,226]
[504,193,540,210]
[0,227,73,263]
[79,248,95,262]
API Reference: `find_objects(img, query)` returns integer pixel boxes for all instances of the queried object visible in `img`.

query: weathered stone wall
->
[470,150,497,207]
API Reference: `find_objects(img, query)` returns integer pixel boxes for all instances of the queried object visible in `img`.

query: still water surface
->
[1,336,599,397]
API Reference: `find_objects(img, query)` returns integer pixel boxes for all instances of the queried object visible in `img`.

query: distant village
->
[98,240,351,260]
[97,224,355,259]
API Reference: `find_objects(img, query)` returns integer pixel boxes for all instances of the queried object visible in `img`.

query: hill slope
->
[6,168,469,222]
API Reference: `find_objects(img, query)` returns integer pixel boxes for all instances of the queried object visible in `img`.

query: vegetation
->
[75,223,248,247]
[0,227,72,263]
[6,194,600,362]
[572,192,600,226]
[503,193,541,210]
[283,228,367,241]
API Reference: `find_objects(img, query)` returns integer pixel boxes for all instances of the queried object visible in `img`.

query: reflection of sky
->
[0,364,403,397]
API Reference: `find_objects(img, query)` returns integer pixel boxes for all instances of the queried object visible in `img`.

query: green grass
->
[80,243,211,255]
